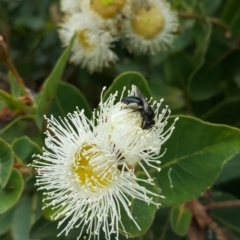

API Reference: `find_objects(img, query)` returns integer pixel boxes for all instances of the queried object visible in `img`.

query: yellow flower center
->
[90,0,126,19]
[72,144,115,192]
[77,30,94,50]
[100,0,113,6]
[132,5,165,39]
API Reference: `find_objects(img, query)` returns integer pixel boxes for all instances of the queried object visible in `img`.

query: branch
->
[186,200,228,240]
[205,200,240,210]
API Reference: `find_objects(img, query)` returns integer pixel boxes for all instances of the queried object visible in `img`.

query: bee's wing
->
[136,88,149,111]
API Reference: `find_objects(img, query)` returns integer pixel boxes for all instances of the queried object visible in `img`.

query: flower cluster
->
[58,0,178,72]
[32,86,177,240]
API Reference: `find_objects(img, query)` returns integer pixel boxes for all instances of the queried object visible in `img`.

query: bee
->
[121,88,155,130]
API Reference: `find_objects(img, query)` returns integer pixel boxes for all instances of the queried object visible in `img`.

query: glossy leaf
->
[0,116,41,145]
[47,82,92,119]
[36,35,75,129]
[152,116,240,207]
[12,136,41,164]
[103,72,151,103]
[121,199,158,237]
[170,206,192,236]
[118,175,159,238]
[215,154,240,184]
[0,169,24,214]
[0,138,14,188]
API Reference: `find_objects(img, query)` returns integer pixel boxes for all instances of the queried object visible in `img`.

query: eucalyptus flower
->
[58,12,118,72]
[32,86,177,240]
[60,0,82,13]
[82,0,131,20]
[121,0,178,54]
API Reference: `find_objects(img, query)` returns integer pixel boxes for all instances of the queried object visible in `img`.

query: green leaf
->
[201,96,240,126]
[30,217,140,240]
[170,206,192,236]
[0,169,24,214]
[36,35,75,129]
[171,24,193,51]
[14,15,44,30]
[0,207,16,235]
[48,82,92,119]
[11,194,42,240]
[103,72,151,103]
[230,10,240,37]
[115,61,145,74]
[30,217,59,238]
[191,18,212,64]
[148,81,185,111]
[12,136,41,164]
[188,19,213,99]
[0,138,14,188]
[42,180,158,238]
[187,30,230,101]
[42,198,65,221]
[120,178,159,238]
[0,90,26,112]
[153,116,240,207]
[215,154,240,184]
[146,207,187,240]
[8,72,24,97]
[163,52,193,87]
[173,0,197,12]
[201,0,223,14]
[120,199,158,238]
[0,116,41,145]
[0,231,14,240]
[221,0,240,29]
[210,191,240,238]
[30,217,80,239]
[0,100,6,111]
[188,67,222,101]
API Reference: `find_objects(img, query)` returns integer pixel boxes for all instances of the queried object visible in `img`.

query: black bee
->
[121,88,155,130]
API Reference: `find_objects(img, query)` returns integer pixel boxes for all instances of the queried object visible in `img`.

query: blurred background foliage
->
[0,0,240,239]
[1,0,239,112]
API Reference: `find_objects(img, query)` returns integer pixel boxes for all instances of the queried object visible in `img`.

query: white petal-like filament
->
[32,85,177,240]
